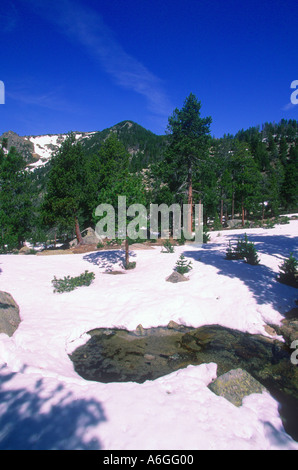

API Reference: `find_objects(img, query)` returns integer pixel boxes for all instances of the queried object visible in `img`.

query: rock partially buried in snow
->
[166,271,189,283]
[0,291,21,337]
[208,368,266,407]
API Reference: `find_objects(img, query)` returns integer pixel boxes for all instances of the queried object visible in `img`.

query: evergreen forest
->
[0,93,297,252]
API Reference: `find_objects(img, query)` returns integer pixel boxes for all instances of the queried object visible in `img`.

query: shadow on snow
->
[0,365,106,450]
[184,232,298,315]
[83,249,136,271]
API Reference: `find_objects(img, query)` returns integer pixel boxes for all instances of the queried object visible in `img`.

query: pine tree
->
[229,141,262,225]
[277,253,298,287]
[42,133,86,244]
[281,145,298,210]
[159,93,212,233]
[175,254,193,274]
[94,134,147,268]
[0,147,34,249]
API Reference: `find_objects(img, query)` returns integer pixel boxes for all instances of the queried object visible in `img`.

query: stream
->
[69,323,298,442]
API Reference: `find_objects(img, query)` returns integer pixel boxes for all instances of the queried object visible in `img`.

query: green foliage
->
[213,213,222,230]
[161,239,175,253]
[42,133,87,240]
[52,270,95,293]
[225,233,260,265]
[175,254,193,274]
[155,93,212,209]
[0,146,35,249]
[203,225,211,243]
[82,121,168,171]
[277,253,298,288]
[124,261,136,270]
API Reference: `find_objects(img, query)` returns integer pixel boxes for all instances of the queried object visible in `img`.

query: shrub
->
[277,253,298,288]
[203,225,211,243]
[244,242,260,265]
[175,254,193,275]
[161,240,175,253]
[52,270,95,293]
[225,233,260,265]
[213,214,222,231]
[25,248,38,255]
[124,261,136,270]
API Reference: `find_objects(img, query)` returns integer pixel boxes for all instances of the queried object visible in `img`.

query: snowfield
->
[0,219,297,450]
[26,132,97,169]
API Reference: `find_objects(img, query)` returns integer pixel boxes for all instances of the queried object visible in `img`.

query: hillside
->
[0,121,168,171]
[82,120,168,170]
[1,119,297,174]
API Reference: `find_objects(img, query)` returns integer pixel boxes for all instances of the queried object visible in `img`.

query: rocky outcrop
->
[0,131,35,163]
[166,271,189,283]
[274,308,298,347]
[208,368,266,407]
[0,291,21,337]
[70,227,102,248]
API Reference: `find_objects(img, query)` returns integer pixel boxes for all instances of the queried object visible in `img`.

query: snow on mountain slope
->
[26,132,97,169]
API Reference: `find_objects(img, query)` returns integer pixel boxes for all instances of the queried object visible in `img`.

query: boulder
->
[135,324,145,336]
[208,368,266,407]
[0,291,21,337]
[226,219,245,229]
[166,271,189,283]
[167,320,181,330]
[275,309,298,347]
[19,245,31,254]
[70,227,103,247]
[81,227,101,245]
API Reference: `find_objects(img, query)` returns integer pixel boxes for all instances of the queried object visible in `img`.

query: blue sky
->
[0,0,297,137]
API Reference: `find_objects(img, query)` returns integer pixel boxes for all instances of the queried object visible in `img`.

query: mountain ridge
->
[0,121,167,170]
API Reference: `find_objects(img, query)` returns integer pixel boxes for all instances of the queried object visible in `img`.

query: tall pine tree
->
[158,93,212,233]
[42,133,86,244]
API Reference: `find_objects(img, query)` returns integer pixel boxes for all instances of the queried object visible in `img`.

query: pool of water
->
[69,323,298,442]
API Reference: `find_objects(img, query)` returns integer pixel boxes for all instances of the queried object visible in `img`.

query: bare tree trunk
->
[75,215,83,245]
[125,238,129,267]
[187,168,193,235]
[232,192,235,220]
[241,197,245,227]
[220,198,224,225]
[262,202,265,222]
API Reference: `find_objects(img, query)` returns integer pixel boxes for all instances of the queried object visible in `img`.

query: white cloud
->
[282,102,297,111]
[25,0,172,119]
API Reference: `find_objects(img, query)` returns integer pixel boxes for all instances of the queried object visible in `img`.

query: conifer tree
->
[159,93,212,233]
[0,147,34,249]
[95,134,147,267]
[42,133,86,244]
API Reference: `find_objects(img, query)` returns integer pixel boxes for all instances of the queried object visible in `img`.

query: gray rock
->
[167,320,181,330]
[19,245,31,255]
[166,271,189,283]
[272,308,298,347]
[81,227,100,245]
[70,227,103,247]
[226,219,245,229]
[135,324,145,336]
[208,368,266,407]
[0,291,21,337]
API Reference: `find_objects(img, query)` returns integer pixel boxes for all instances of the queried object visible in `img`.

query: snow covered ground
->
[0,219,297,450]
